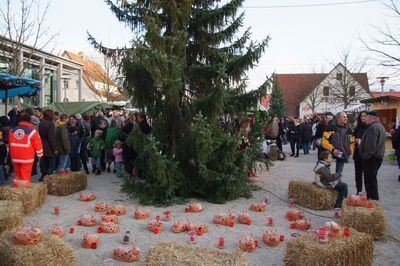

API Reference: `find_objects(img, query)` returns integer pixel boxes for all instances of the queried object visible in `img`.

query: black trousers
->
[354,156,364,193]
[334,181,348,208]
[70,157,80,172]
[362,157,383,200]
[289,139,300,156]
[40,157,56,178]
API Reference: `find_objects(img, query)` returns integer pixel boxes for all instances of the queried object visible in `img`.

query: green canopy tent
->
[46,101,114,115]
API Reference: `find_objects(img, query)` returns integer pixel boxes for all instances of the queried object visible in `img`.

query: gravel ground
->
[23,144,400,265]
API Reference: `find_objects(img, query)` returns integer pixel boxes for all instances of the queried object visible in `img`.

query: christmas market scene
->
[0,0,399,265]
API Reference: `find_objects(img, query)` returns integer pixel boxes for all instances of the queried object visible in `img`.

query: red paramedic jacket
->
[9,121,43,164]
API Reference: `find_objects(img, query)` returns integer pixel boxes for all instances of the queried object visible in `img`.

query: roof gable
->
[275,73,327,114]
[275,64,370,116]
[63,51,126,101]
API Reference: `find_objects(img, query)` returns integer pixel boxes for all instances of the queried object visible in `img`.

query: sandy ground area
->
[23,144,400,265]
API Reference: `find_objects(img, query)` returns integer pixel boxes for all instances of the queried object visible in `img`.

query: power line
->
[243,0,378,9]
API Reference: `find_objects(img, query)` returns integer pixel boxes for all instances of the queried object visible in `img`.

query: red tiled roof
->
[63,51,127,102]
[275,73,326,116]
[275,69,370,116]
[371,91,400,98]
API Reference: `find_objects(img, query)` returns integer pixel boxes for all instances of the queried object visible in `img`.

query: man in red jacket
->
[9,113,43,188]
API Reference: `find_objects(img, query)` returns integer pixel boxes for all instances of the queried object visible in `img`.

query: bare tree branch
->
[322,48,369,109]
[363,0,400,70]
[0,0,57,76]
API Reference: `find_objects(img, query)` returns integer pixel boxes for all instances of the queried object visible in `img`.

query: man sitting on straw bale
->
[9,113,43,188]
[314,151,348,208]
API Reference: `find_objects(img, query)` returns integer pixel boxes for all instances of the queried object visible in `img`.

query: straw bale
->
[288,181,338,210]
[284,229,374,266]
[341,199,387,240]
[0,183,47,214]
[44,171,87,196]
[145,241,248,266]
[0,201,24,233]
[0,231,75,266]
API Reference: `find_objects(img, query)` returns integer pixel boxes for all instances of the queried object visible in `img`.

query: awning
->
[0,73,41,98]
[46,101,114,115]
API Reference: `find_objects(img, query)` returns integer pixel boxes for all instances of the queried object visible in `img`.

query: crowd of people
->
[264,110,390,207]
[0,104,395,207]
[0,105,152,188]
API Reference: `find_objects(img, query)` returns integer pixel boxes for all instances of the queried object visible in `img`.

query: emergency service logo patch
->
[14,129,25,140]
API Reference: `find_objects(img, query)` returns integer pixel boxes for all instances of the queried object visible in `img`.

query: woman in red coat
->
[9,113,43,188]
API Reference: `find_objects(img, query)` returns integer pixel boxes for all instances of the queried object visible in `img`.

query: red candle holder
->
[254,240,259,247]
[154,227,159,235]
[267,216,274,226]
[54,207,59,215]
[344,227,350,237]
[77,220,82,226]
[264,197,269,204]
[69,227,74,234]
[190,234,195,242]
[280,235,285,241]
[97,227,103,234]
[229,220,234,227]
[218,237,225,248]
[290,223,295,229]
[289,198,295,207]
[164,211,171,220]
[91,243,97,249]
[197,229,203,236]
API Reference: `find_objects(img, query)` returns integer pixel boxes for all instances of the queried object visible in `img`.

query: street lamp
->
[377,77,389,97]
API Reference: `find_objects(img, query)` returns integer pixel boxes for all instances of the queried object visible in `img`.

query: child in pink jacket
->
[112,140,124,178]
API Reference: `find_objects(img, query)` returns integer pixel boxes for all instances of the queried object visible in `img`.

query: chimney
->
[78,52,84,58]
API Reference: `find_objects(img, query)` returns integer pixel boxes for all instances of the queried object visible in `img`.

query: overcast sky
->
[43,0,396,91]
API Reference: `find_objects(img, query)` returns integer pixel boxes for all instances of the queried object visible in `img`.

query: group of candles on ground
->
[41,193,371,262]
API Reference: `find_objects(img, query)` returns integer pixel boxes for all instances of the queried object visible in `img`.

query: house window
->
[336,73,343,80]
[349,86,355,96]
[323,86,330,96]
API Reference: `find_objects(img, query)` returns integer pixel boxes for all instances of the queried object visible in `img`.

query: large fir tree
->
[89,0,270,204]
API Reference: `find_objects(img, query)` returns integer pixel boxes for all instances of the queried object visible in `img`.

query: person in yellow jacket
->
[321,112,354,173]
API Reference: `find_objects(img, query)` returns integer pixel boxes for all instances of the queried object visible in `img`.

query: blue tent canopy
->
[0,73,41,99]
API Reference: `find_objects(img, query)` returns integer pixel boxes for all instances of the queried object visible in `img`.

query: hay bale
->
[0,231,75,266]
[288,181,338,210]
[0,183,47,214]
[284,229,374,266]
[0,201,24,233]
[341,199,387,240]
[44,171,87,196]
[145,241,248,266]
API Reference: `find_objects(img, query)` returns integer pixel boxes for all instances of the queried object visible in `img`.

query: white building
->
[62,51,125,103]
[275,63,370,118]
[0,36,84,109]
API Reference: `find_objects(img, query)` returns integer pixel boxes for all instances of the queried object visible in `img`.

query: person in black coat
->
[353,111,368,193]
[391,124,400,182]
[301,119,313,155]
[38,110,58,181]
[288,117,302,157]
[8,105,21,128]
[67,126,81,172]
[138,113,152,134]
